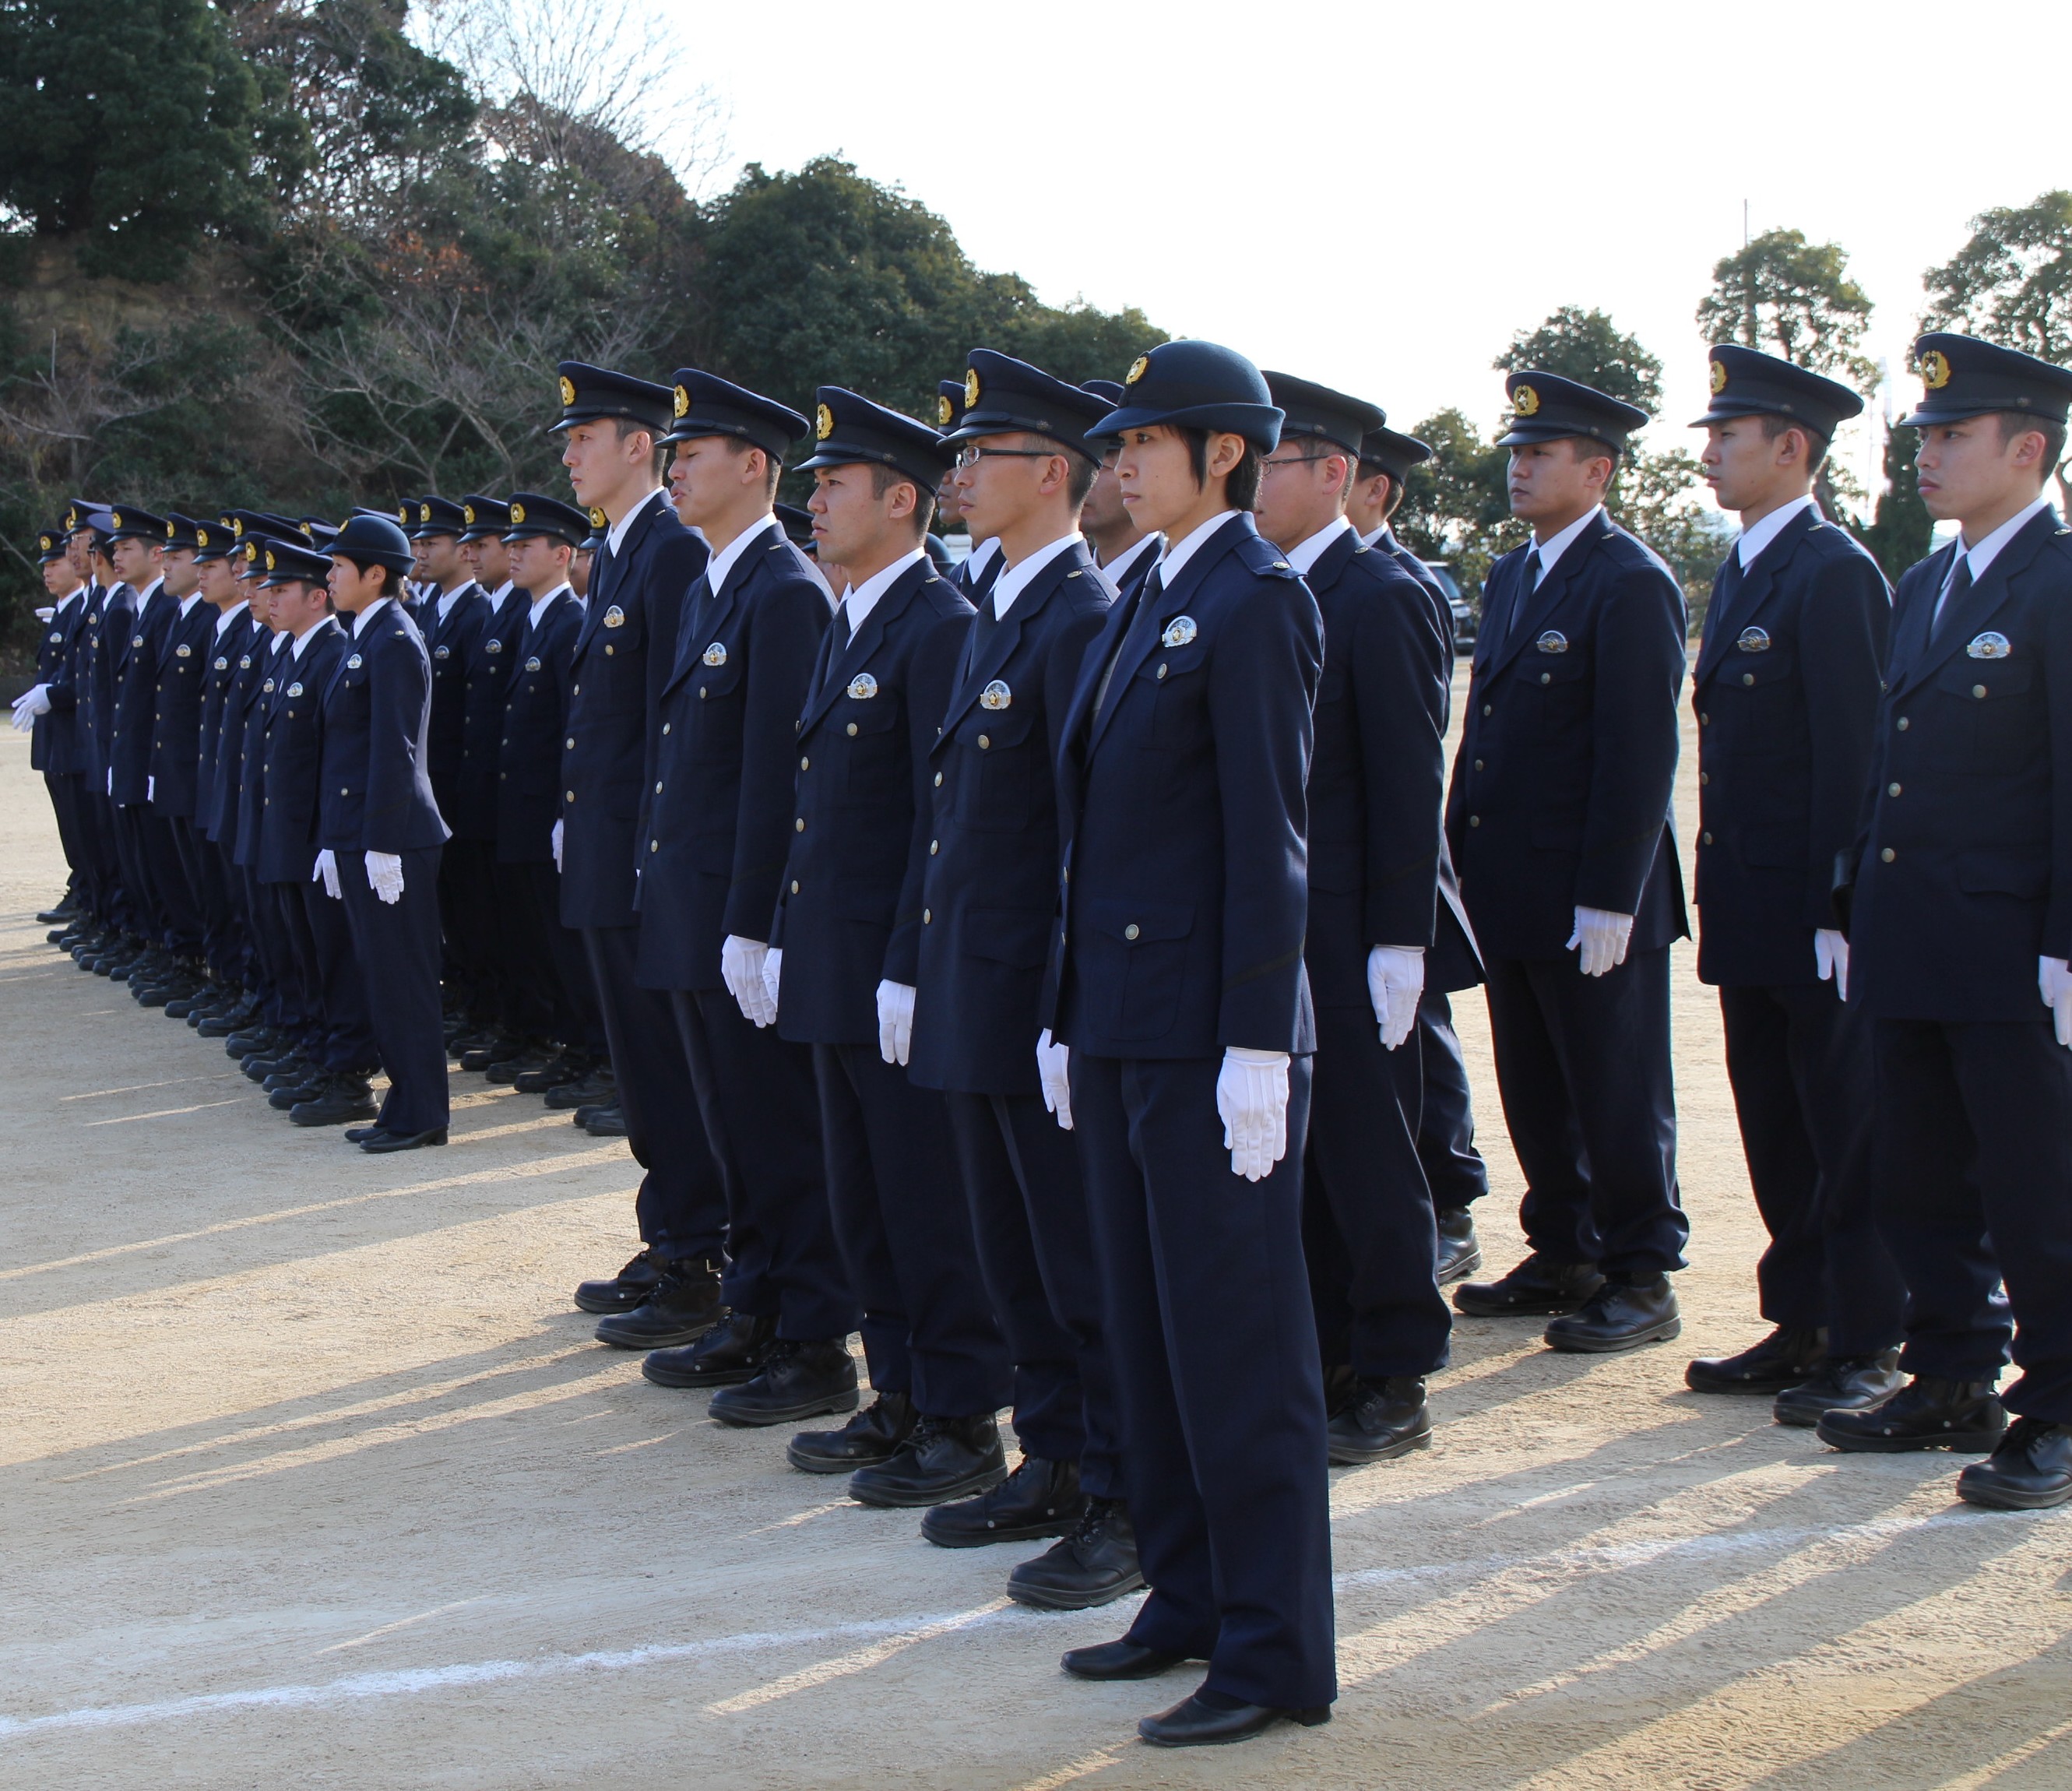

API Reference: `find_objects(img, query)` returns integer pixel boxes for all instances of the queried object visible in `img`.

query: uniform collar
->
[1736,494,1819,568]
[840,546,928,636]
[606,488,669,557]
[1531,504,1604,580]
[1286,515,1355,575]
[53,583,86,613]
[1959,494,2058,582]
[707,515,779,600]
[289,614,336,660]
[215,600,248,636]
[1156,509,1240,585]
[990,530,1083,620]
[963,534,1003,580]
[526,582,572,628]
[1100,531,1162,586]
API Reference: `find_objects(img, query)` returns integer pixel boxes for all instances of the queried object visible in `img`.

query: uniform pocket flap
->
[966,907,1054,968]
[1956,850,2048,899]
[1087,898,1194,944]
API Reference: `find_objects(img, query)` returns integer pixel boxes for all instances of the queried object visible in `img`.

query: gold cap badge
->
[243,540,258,562]
[419,501,431,523]
[196,526,209,547]
[936,395,953,428]
[164,519,176,538]
[463,503,476,525]
[1921,349,1952,390]
[110,511,123,528]
[1710,359,1729,395]
[587,506,605,528]
[674,385,690,418]
[509,501,526,524]
[231,516,244,536]
[1125,355,1149,386]
[1512,385,1540,417]
[815,403,835,441]
[964,368,980,409]
[264,548,276,571]
[559,375,577,406]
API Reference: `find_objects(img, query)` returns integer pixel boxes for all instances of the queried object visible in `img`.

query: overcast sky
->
[655,0,2040,494]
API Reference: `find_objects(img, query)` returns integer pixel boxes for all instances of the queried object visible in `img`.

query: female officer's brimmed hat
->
[1086,341,1283,454]
[329,512,416,574]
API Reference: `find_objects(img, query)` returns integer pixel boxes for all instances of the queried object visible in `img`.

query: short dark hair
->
[1565,435,1622,477]
[1994,410,2069,474]
[723,435,784,500]
[610,414,669,480]
[1180,427,1264,512]
[339,557,404,596]
[1011,432,1099,508]
[1757,413,1832,476]
[867,462,937,536]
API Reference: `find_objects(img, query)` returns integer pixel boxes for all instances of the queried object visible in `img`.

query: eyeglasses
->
[952,445,1059,470]
[1261,452,1339,473]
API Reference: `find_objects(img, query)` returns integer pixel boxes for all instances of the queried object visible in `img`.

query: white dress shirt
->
[527,583,573,628]
[1528,505,1604,585]
[1736,494,1820,568]
[1287,515,1355,575]
[989,532,1084,621]
[840,546,928,637]
[605,489,670,558]
[963,534,1003,583]
[1101,532,1162,588]
[707,516,779,599]
[436,580,477,625]
[1156,510,1240,586]
[214,599,248,637]
[1935,494,2060,628]
[290,614,337,660]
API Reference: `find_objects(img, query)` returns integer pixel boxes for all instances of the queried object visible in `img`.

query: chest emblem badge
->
[1161,615,1197,648]
[847,672,879,700]
[286,682,303,698]
[347,653,363,670]
[175,643,192,657]
[48,630,61,643]
[602,605,626,628]
[132,635,144,649]
[1736,626,1771,653]
[213,656,228,671]
[702,642,727,667]
[238,656,252,670]
[485,639,503,654]
[1968,632,2011,660]
[980,679,1012,711]
[1536,630,1568,653]
[434,644,451,660]
[262,679,275,694]
[526,656,542,671]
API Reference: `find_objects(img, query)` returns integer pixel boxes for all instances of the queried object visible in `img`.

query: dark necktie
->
[1092,565,1162,726]
[1710,551,1746,646]
[1932,554,1973,642]
[1500,549,1540,648]
[830,600,853,655]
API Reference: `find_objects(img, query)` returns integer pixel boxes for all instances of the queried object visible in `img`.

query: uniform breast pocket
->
[694,662,744,705]
[1137,641,1207,749]
[1933,656,2037,769]
[1531,650,1592,725]
[955,706,1040,831]
[838,696,903,800]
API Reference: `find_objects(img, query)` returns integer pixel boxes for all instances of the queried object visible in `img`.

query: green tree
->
[1859,412,1933,582]
[1498,304,1664,411]
[1695,227,1876,390]
[1394,406,1512,593]
[1922,190,2072,511]
[0,0,259,276]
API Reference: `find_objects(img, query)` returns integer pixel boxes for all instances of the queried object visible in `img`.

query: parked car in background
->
[1427,560,1476,651]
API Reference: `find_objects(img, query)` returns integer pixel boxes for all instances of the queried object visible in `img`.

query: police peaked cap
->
[257,538,334,587]
[408,496,470,539]
[944,350,1117,463]
[1088,340,1283,455]
[456,494,513,542]
[663,369,811,458]
[1497,370,1650,449]
[501,492,592,547]
[1899,333,2072,428]
[1263,372,1386,456]
[162,512,206,551]
[796,387,955,491]
[1359,426,1434,483]
[1690,344,1863,438]
[35,524,68,562]
[104,505,169,544]
[551,361,674,435]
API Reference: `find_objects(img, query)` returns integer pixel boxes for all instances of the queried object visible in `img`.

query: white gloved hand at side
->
[723,934,775,1027]
[762,945,783,1017]
[1036,1028,1073,1130]
[1367,945,1426,1050]
[12,683,51,727]
[551,818,564,871]
[1217,1046,1292,1182]
[2041,956,2072,1049]
[1815,928,1850,1001]
[107,768,114,795]
[876,979,916,1067]
[312,848,341,899]
[366,850,405,905]
[146,776,155,803]
[1567,906,1634,977]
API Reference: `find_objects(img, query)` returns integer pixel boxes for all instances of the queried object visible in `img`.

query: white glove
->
[366,850,405,905]
[1036,1028,1073,1130]
[1815,928,1850,1001]
[146,776,155,803]
[12,683,51,727]
[1367,945,1426,1050]
[551,818,564,871]
[876,979,916,1067]
[1217,1046,1292,1182]
[762,945,783,1016]
[723,934,775,1028]
[107,768,114,795]
[1567,906,1634,977]
[2041,956,2072,1049]
[312,848,341,899]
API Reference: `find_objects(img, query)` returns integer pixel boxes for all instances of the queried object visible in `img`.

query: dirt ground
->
[3,678,2070,1791]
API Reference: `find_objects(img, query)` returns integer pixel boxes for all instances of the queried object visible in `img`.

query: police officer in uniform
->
[318,514,453,1152]
[914,350,1136,1603]
[1449,371,1691,1351]
[150,515,220,1013]
[188,519,259,1031]
[769,387,1012,1502]
[1077,380,1162,600]
[1824,335,2072,1511]
[1050,343,1332,1747]
[1349,424,1493,1280]
[634,370,854,1420]
[16,526,91,927]
[1256,371,1453,1464]
[1680,345,1907,1423]
[553,364,731,1341]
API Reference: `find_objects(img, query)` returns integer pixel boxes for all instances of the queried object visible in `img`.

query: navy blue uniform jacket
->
[1050,513,1323,1058]
[149,596,217,819]
[107,586,174,806]
[195,608,257,839]
[1845,508,2072,1022]
[1303,530,1451,1009]
[424,583,487,823]
[452,586,526,843]
[635,526,832,993]
[559,494,707,930]
[911,539,1113,1094]
[494,590,582,864]
[256,623,347,885]
[83,582,132,787]
[30,593,87,776]
[317,604,449,856]
[1447,511,1688,960]
[228,637,283,865]
[1694,508,1890,987]
[772,557,976,1046]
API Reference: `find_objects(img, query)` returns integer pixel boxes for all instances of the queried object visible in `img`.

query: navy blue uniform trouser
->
[1873,1015,2072,1420]
[242,866,292,1028]
[44,770,85,897]
[1071,1051,1336,1713]
[90,787,136,934]
[1719,981,1905,1354]
[339,846,450,1136]
[190,826,239,984]
[167,815,216,967]
[1304,1003,1452,1380]
[280,876,377,1075]
[812,1042,1010,1418]
[112,803,162,945]
[1483,945,1689,1279]
[582,924,726,1263]
[136,805,202,956]
[1416,989,1489,1210]
[672,989,853,1340]
[945,1088,1123,1501]
[436,836,500,1020]
[502,860,602,1057]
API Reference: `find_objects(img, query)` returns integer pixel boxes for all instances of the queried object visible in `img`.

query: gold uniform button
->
[565,790,575,802]
[1973,684,1987,699]
[566,737,575,749]
[1881,847,1896,862]
[1698,772,1708,786]
[923,909,931,924]
[795,818,804,832]
[790,880,799,894]
[1156,664,1167,681]
[929,840,938,854]
[846,722,858,736]
[1473,758,1483,772]
[604,645,614,656]
[800,757,810,771]
[1124,923,1140,941]
[649,840,658,853]
[977,735,990,749]
[1699,713,1710,725]
[1482,703,1492,716]
[662,723,670,735]
[1889,782,1901,797]
[1896,716,1908,730]
[933,772,943,786]
[1743,673,1755,685]
[1539,672,1551,684]
[699,688,708,699]
[572,684,579,694]
[1701,832,1713,845]
[1468,815,1480,828]
[655,780,663,793]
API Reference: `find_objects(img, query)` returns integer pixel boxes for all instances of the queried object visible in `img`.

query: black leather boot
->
[921,1453,1082,1546]
[1772,1349,1904,1427]
[1008,1499,1145,1610]
[547,1067,616,1110]
[1687,1325,1826,1394]
[1817,1375,2007,1452]
[592,1258,723,1349]
[642,1312,777,1388]
[290,1076,379,1127]
[848,1411,1008,1508]
[710,1339,860,1428]
[1453,1252,1604,1317]
[573,1247,665,1315]
[783,1386,913,1469]
[1434,1208,1483,1284]
[1958,1418,2072,1509]
[1326,1375,1433,1464]
[1544,1276,1681,1353]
